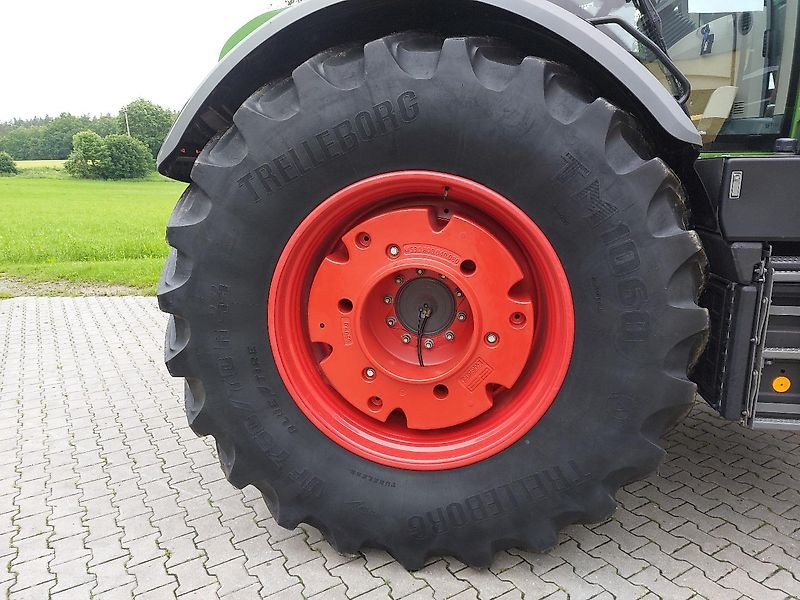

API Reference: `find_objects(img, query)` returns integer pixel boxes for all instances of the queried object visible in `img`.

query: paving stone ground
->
[2,297,800,599]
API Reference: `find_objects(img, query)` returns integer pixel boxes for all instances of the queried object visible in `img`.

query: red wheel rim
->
[268,171,574,470]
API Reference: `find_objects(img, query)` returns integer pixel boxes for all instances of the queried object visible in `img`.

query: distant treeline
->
[0,100,178,161]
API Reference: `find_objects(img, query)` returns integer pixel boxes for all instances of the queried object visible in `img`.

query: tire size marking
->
[238,91,420,203]
[407,461,592,540]
[553,154,619,228]
[551,153,651,350]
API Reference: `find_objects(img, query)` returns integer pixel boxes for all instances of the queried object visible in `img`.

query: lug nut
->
[424,339,434,350]
[416,269,425,276]
[485,332,499,345]
[401,334,412,344]
[457,312,467,321]
[394,275,404,285]
[384,295,393,304]
[364,367,376,379]
[388,245,401,258]
[386,316,397,327]
[445,331,455,341]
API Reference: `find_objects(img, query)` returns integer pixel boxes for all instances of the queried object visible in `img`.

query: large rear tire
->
[158,33,708,569]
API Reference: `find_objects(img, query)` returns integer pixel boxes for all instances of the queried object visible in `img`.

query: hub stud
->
[457,312,467,321]
[384,295,393,304]
[445,331,455,341]
[416,269,425,276]
[401,334,412,344]
[386,316,397,327]
[424,339,434,350]
[394,275,404,285]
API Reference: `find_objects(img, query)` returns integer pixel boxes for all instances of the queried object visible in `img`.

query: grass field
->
[0,164,186,295]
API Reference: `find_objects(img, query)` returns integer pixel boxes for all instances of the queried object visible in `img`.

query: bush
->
[65,131,109,179]
[101,135,153,179]
[0,151,17,175]
[65,132,153,180]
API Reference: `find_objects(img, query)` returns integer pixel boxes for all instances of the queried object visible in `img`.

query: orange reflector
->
[772,376,792,393]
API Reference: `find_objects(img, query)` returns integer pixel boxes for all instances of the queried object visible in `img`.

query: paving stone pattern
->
[2,297,800,599]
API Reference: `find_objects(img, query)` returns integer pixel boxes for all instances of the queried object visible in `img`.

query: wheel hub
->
[307,206,535,430]
[395,277,455,336]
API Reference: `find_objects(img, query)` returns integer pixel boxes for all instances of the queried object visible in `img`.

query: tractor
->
[156,0,800,569]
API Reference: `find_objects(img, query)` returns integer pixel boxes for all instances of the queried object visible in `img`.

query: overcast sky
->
[0,0,290,121]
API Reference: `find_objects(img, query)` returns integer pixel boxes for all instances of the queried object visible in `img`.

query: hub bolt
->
[445,331,455,341]
[364,367,376,379]
[485,332,499,345]
[394,275,404,285]
[384,295,393,305]
[388,245,401,258]
[424,339,434,350]
[416,269,425,276]
[401,334,412,344]
[457,312,467,321]
[386,316,397,327]
[455,289,463,298]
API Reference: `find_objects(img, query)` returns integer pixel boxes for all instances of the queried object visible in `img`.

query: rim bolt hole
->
[356,232,371,248]
[338,298,353,313]
[460,260,476,275]
[485,332,499,346]
[363,367,376,380]
[387,245,401,258]
[319,323,325,329]
[510,312,526,327]
[433,385,449,399]
[367,396,383,411]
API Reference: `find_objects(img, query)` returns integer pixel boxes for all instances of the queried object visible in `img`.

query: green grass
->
[0,173,187,294]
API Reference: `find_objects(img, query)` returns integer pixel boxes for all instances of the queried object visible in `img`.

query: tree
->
[0,127,46,160]
[65,131,109,179]
[43,113,92,159]
[117,99,176,158]
[101,135,153,179]
[0,151,17,175]
[92,115,119,137]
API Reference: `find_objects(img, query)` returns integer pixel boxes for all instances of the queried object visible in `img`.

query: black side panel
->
[697,232,762,284]
[696,156,800,242]
[692,276,758,420]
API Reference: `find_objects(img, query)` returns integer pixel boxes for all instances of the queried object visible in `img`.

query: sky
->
[0,0,289,121]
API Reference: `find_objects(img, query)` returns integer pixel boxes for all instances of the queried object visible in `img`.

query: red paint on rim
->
[268,171,574,470]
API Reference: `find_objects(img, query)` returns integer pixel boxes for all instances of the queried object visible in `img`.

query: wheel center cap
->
[396,277,456,335]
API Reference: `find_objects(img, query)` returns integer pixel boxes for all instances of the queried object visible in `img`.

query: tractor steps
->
[752,255,800,426]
